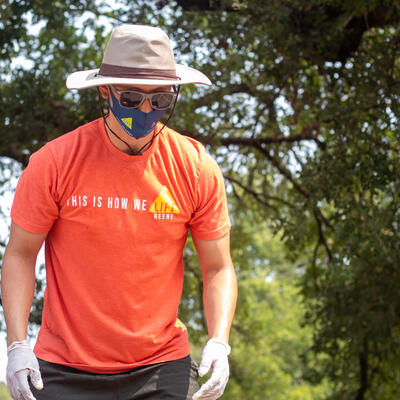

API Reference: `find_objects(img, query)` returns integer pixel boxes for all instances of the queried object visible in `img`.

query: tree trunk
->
[355,338,369,400]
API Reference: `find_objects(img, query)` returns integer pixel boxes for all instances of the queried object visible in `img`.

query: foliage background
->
[1,0,400,399]
[0,383,11,400]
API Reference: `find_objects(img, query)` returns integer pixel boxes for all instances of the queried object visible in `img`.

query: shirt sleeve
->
[189,151,231,240]
[11,145,59,234]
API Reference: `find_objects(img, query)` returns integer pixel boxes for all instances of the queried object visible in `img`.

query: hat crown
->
[101,25,176,71]
[65,24,212,89]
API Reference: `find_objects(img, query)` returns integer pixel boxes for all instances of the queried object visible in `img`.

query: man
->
[1,25,237,400]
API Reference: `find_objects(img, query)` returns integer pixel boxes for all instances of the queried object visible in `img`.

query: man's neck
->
[104,115,154,155]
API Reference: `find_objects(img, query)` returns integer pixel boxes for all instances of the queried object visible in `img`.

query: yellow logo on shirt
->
[121,117,132,129]
[175,318,187,332]
[149,186,179,214]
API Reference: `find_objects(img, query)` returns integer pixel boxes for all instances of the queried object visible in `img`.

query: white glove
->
[192,338,231,400]
[6,340,43,400]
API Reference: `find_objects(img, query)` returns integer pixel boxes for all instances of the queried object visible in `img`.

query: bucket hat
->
[66,24,211,89]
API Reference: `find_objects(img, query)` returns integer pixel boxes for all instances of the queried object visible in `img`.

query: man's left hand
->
[192,338,231,400]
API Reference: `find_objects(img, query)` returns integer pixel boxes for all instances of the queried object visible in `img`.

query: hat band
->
[98,63,177,80]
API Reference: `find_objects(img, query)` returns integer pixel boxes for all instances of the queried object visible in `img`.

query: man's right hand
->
[6,340,43,400]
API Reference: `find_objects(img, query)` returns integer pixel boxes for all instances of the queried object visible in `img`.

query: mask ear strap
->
[147,82,180,138]
[97,86,107,119]
[134,82,181,155]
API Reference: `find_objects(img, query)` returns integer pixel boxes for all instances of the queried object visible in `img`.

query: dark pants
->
[30,355,199,400]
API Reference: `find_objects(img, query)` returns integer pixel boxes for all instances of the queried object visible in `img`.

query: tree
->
[153,2,400,398]
[184,211,332,398]
[1,1,400,398]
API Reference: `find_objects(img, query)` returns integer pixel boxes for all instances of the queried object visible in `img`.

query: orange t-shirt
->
[11,118,231,373]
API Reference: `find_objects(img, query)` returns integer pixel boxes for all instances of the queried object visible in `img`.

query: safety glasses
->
[110,86,177,110]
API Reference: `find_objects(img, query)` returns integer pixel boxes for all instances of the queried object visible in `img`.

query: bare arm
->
[1,221,46,346]
[192,233,237,343]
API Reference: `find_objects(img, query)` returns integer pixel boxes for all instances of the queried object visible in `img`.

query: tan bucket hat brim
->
[66,25,211,89]
[67,64,211,89]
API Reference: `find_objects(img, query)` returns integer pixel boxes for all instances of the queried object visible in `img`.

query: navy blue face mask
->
[107,87,166,139]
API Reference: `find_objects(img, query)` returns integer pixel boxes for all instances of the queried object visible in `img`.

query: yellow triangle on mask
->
[121,118,132,129]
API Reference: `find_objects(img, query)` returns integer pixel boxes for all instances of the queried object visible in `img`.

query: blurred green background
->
[0,383,10,400]
[1,1,400,399]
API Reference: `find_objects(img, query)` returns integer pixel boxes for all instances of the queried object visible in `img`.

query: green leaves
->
[1,0,400,397]
[0,382,12,400]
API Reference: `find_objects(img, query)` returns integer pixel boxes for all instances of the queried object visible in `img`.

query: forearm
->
[1,252,36,346]
[203,265,237,343]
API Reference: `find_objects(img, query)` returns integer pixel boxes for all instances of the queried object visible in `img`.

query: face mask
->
[107,87,166,139]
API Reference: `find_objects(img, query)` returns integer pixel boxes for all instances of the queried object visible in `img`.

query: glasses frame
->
[110,85,177,110]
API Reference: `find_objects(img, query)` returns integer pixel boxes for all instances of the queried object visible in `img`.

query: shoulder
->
[30,119,101,164]
[159,126,219,174]
[46,119,100,152]
[161,126,205,157]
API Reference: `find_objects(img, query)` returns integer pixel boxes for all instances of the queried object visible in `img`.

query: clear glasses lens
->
[119,91,176,110]
[150,93,175,110]
[119,92,144,108]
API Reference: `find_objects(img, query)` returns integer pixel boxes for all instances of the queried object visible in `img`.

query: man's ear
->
[98,85,110,99]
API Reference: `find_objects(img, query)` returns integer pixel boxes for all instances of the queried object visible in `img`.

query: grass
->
[0,383,11,400]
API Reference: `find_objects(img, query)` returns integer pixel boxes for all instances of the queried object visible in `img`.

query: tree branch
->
[313,208,333,263]
[184,122,325,148]
[191,83,278,111]
[182,254,207,332]
[224,173,296,211]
